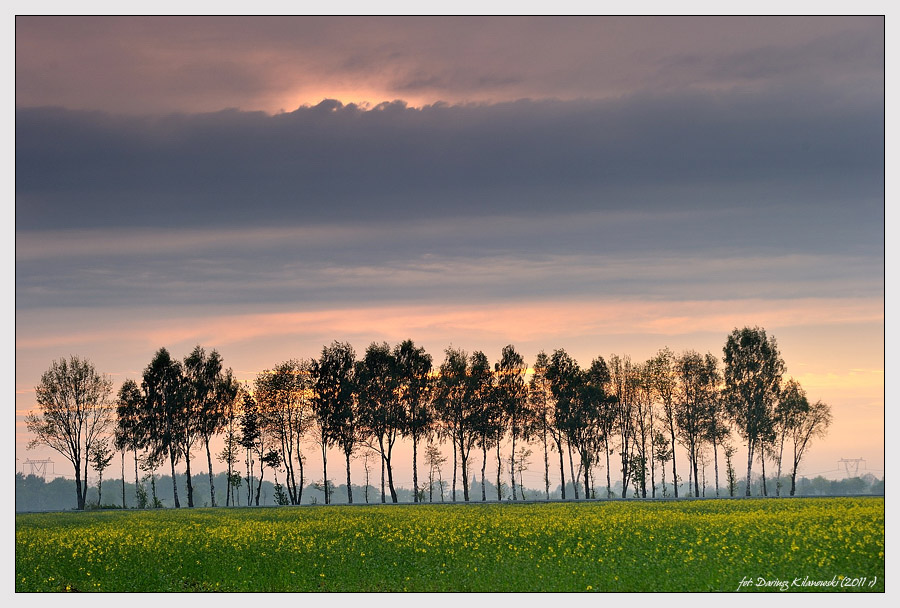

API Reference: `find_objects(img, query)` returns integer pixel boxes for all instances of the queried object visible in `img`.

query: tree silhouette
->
[26,355,113,510]
[723,327,785,496]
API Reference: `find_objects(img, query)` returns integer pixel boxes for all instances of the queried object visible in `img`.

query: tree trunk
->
[461,446,470,502]
[496,440,502,501]
[775,434,786,497]
[321,442,329,505]
[605,438,612,498]
[412,435,419,503]
[97,471,104,506]
[380,443,386,504]
[556,438,566,500]
[542,425,550,500]
[133,448,140,507]
[254,462,264,506]
[169,447,181,508]
[713,438,720,497]
[386,447,397,503]
[185,447,195,507]
[790,467,798,497]
[452,440,457,502]
[481,444,487,501]
[121,451,126,508]
[582,453,590,499]
[205,439,216,507]
[345,451,353,504]
[745,442,754,497]
[568,442,579,499]
[760,454,768,497]
[692,444,700,498]
[670,425,679,498]
[510,432,517,501]
[298,449,304,505]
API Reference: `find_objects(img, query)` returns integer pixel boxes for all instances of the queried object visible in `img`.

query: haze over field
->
[15,16,884,489]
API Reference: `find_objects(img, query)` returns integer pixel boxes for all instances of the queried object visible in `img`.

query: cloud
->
[15,84,883,234]
[15,17,883,113]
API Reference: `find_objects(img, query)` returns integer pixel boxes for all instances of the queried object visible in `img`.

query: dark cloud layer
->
[16,82,883,234]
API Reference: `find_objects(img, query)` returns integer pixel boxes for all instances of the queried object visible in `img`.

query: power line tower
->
[23,458,55,479]
[838,458,865,478]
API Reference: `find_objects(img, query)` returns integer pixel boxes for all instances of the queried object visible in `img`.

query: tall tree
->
[583,356,615,499]
[312,341,357,504]
[183,347,236,508]
[527,351,554,500]
[239,392,260,505]
[649,347,679,497]
[631,361,654,498]
[546,348,581,499]
[773,378,807,497]
[496,345,529,501]
[722,327,785,496]
[26,355,114,510]
[434,347,481,502]
[356,342,403,503]
[255,359,313,505]
[218,383,244,507]
[115,378,145,508]
[675,350,719,497]
[608,354,637,498]
[395,340,433,503]
[141,348,186,508]
[467,351,494,502]
[788,399,832,496]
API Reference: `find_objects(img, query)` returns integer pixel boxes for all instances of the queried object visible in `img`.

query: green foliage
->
[273,483,290,506]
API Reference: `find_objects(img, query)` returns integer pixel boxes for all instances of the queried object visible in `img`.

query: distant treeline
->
[14,471,883,513]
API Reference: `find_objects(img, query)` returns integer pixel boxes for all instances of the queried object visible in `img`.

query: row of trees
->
[26,326,833,510]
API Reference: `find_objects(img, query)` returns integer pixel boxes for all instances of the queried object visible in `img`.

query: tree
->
[184,346,237,508]
[527,351,554,500]
[675,350,719,497]
[26,355,113,510]
[496,345,529,501]
[88,437,114,507]
[141,348,186,508]
[652,430,672,497]
[395,340,433,503]
[788,400,832,496]
[546,348,579,500]
[115,378,145,508]
[424,441,447,502]
[608,354,638,498]
[773,378,808,497]
[356,342,403,503]
[724,442,738,497]
[584,356,615,499]
[218,383,244,507]
[255,359,313,505]
[239,392,261,506]
[312,341,357,504]
[649,347,679,498]
[631,361,654,498]
[722,327,785,496]
[467,350,494,502]
[703,384,730,498]
[434,347,481,502]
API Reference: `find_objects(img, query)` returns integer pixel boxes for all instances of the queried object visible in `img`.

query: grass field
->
[15,496,884,592]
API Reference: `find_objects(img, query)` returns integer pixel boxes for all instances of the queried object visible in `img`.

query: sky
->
[14,15,885,490]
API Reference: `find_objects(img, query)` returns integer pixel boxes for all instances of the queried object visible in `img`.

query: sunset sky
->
[14,16,885,488]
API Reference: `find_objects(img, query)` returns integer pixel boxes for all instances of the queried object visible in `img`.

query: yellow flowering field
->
[16,497,884,592]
